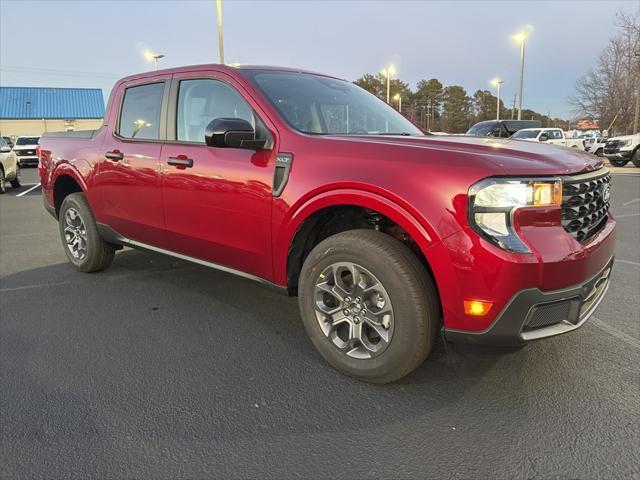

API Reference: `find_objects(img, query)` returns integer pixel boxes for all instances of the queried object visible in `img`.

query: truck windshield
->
[16,137,39,145]
[465,122,496,136]
[511,130,541,139]
[244,70,423,136]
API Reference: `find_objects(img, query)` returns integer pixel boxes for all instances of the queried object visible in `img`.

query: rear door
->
[94,77,170,246]
[159,72,278,280]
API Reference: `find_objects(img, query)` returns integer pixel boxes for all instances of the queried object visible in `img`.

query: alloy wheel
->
[64,207,88,260]
[314,262,394,359]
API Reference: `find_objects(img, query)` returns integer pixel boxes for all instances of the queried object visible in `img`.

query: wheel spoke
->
[316,281,346,302]
[313,261,395,360]
[364,316,391,343]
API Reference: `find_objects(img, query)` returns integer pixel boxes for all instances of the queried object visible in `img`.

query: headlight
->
[468,178,562,253]
[622,139,633,147]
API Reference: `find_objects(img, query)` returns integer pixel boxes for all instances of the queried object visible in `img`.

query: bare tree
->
[571,9,640,134]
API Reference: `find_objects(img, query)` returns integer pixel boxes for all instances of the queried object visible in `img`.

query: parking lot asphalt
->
[1,167,639,479]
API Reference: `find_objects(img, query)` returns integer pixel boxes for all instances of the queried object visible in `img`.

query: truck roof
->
[118,64,341,83]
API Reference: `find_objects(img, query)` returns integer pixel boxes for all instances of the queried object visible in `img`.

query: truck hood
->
[608,133,639,142]
[12,145,38,150]
[328,134,603,175]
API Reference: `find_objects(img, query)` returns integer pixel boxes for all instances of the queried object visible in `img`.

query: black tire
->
[595,148,604,157]
[10,165,21,189]
[58,192,115,272]
[608,157,629,167]
[0,168,6,194]
[632,149,640,168]
[298,229,440,384]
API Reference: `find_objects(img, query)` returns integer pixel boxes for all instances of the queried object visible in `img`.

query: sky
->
[0,0,637,119]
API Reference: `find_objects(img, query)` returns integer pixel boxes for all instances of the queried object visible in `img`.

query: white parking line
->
[591,317,640,350]
[616,259,640,267]
[0,266,196,293]
[15,183,41,197]
[614,213,640,218]
[622,198,640,206]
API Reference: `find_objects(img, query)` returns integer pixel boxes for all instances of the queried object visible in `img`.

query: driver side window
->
[177,79,255,143]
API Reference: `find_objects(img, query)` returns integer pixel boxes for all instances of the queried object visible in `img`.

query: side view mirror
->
[204,118,266,150]
[539,135,549,142]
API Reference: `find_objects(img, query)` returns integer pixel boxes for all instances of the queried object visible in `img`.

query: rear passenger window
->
[119,83,164,140]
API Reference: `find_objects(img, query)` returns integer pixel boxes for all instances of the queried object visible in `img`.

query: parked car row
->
[511,127,585,149]
[466,121,586,150]
[465,120,639,168]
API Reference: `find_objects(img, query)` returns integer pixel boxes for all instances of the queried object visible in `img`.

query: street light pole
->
[491,79,503,120]
[394,93,402,112]
[514,33,527,120]
[381,66,395,103]
[152,54,164,70]
[216,0,225,64]
[634,51,640,133]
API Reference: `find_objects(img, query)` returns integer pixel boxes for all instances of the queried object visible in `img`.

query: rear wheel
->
[58,192,115,272]
[10,165,21,188]
[608,157,629,167]
[0,168,6,194]
[298,230,439,384]
[632,149,640,168]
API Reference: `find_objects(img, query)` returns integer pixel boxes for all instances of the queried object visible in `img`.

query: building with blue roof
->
[0,87,105,138]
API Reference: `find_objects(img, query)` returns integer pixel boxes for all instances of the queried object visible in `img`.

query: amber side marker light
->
[464,300,493,316]
[531,180,562,206]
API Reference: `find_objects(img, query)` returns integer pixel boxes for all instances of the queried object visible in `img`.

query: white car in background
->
[511,128,586,149]
[0,136,22,194]
[604,133,640,167]
[588,137,608,157]
[12,136,40,166]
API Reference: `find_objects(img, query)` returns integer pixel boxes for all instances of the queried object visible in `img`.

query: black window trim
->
[165,75,273,147]
[114,79,170,144]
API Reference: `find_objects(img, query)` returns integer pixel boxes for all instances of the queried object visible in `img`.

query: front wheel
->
[0,169,5,194]
[632,149,640,168]
[298,230,440,384]
[58,192,115,272]
[10,165,21,188]
[608,157,629,167]
[595,148,604,157]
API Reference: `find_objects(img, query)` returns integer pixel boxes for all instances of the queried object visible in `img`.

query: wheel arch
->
[51,165,88,217]
[276,188,443,296]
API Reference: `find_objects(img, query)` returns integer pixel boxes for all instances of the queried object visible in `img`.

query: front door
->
[95,79,168,246]
[160,74,277,280]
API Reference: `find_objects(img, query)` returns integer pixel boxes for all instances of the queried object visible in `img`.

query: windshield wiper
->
[376,132,414,136]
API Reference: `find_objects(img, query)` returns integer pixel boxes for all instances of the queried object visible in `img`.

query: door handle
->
[105,150,124,161]
[167,156,194,168]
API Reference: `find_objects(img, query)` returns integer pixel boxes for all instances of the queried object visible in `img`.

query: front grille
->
[604,140,622,154]
[561,169,610,242]
[524,300,572,331]
[15,150,36,156]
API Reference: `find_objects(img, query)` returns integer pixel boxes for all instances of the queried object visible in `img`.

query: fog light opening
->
[464,300,493,316]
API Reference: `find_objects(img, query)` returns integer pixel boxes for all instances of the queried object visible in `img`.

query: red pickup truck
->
[39,65,615,383]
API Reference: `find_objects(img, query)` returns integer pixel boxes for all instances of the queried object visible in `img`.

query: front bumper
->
[16,155,39,166]
[604,150,632,160]
[444,257,613,346]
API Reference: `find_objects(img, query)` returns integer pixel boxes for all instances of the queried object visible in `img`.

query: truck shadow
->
[1,248,538,451]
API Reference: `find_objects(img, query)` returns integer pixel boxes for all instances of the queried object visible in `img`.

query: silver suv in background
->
[604,133,640,167]
[0,136,21,194]
[12,136,40,166]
